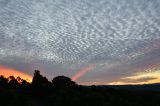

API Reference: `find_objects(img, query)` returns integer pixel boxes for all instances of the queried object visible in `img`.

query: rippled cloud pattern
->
[0,0,160,84]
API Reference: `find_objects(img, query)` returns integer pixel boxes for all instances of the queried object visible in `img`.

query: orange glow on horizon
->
[108,70,160,85]
[0,65,32,82]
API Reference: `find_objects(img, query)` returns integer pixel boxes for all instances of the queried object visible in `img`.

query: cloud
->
[72,65,96,81]
[0,0,160,84]
[121,77,158,83]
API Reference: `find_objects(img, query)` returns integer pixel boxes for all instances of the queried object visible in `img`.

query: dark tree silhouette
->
[0,75,8,86]
[52,76,77,88]
[32,70,51,87]
[16,76,23,83]
[8,76,20,88]
[31,70,51,98]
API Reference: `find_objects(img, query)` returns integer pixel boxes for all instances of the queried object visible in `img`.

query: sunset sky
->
[0,0,160,85]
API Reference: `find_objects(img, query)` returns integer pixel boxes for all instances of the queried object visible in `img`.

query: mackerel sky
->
[0,0,160,84]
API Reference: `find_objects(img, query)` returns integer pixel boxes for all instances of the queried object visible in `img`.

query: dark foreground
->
[0,70,160,106]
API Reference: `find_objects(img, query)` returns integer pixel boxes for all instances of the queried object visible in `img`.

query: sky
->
[0,0,160,85]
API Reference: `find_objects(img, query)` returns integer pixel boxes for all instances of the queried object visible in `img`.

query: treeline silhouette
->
[0,70,160,106]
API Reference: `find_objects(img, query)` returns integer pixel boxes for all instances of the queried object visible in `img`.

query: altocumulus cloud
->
[0,0,160,84]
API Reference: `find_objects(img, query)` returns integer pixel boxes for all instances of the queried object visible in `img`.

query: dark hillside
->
[0,70,160,106]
